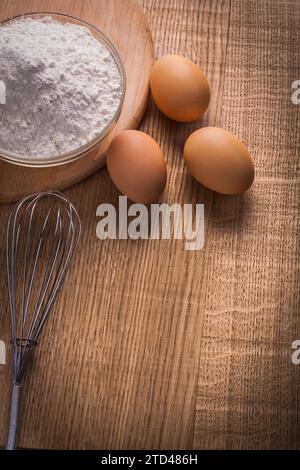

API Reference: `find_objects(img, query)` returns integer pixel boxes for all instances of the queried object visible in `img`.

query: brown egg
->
[150,54,211,122]
[184,127,255,195]
[107,130,167,204]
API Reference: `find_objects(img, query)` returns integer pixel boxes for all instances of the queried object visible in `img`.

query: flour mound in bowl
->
[0,16,123,159]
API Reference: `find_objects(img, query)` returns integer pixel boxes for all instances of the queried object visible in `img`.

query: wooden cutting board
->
[0,0,155,203]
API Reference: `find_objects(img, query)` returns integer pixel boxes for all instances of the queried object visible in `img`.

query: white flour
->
[0,16,123,159]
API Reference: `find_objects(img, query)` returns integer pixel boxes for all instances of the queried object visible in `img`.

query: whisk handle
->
[6,382,21,450]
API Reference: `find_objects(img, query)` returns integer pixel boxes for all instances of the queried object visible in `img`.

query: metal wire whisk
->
[6,191,81,450]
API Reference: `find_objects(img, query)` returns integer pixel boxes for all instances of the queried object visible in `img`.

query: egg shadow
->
[211,191,254,233]
[141,99,210,164]
[185,173,254,235]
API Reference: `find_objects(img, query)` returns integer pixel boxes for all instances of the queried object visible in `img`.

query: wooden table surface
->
[0,0,299,450]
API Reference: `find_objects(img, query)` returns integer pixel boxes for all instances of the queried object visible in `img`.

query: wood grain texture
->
[0,0,299,450]
[193,0,300,450]
[0,0,154,202]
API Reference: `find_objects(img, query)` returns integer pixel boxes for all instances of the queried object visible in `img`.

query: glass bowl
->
[0,12,126,168]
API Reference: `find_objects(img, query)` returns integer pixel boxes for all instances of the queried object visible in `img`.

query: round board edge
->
[0,0,155,203]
